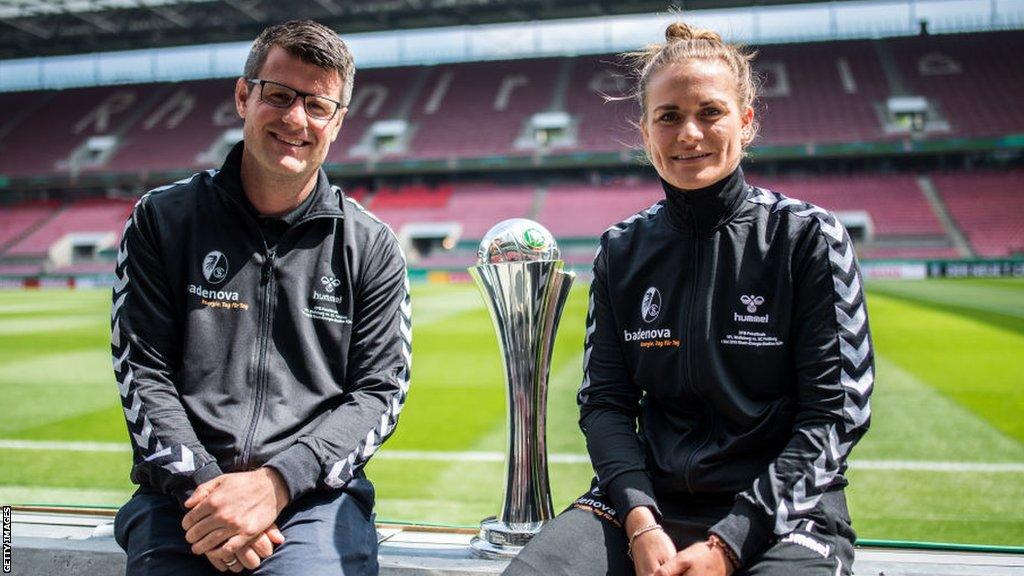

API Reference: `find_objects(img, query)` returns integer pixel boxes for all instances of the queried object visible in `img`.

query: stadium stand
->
[932,170,1024,257]
[755,40,893,144]
[0,84,154,177]
[403,58,564,158]
[538,179,662,238]
[105,79,238,174]
[5,197,134,257]
[2,31,1023,177]
[0,199,61,250]
[369,183,535,239]
[562,55,638,153]
[750,173,945,236]
[890,31,1024,137]
[328,66,425,162]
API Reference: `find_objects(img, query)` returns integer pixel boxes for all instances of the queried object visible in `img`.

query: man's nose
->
[281,98,308,126]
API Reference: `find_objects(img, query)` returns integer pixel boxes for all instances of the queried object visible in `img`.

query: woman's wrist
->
[706,533,740,572]
[624,505,658,534]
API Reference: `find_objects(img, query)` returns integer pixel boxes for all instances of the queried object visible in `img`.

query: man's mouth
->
[672,152,712,161]
[272,132,308,147]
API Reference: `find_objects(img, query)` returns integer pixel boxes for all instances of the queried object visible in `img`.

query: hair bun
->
[665,21,722,44]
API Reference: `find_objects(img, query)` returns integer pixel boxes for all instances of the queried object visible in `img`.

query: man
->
[111,20,411,575]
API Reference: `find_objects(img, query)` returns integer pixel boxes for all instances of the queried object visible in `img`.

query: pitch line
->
[1,440,1023,473]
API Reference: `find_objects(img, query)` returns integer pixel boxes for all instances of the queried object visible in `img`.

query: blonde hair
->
[625,21,759,146]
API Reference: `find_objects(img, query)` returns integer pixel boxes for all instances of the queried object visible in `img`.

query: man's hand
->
[653,541,735,576]
[625,506,676,576]
[182,467,291,568]
[205,525,284,573]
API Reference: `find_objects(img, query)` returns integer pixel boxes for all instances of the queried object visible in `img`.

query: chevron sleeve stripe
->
[711,192,873,564]
[324,265,412,488]
[112,189,222,503]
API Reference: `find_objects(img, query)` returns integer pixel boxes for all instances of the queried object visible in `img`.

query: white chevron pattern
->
[112,179,204,482]
[744,188,874,536]
[324,196,412,489]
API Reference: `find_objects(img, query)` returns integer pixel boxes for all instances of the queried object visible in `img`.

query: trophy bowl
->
[477,219,560,264]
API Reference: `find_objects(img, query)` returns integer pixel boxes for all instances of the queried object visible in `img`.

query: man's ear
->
[235,77,250,119]
[330,107,348,142]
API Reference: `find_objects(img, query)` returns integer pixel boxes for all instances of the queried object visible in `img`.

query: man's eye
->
[307,99,333,118]
[264,90,293,106]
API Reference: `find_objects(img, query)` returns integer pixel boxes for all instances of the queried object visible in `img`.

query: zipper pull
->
[262,250,276,284]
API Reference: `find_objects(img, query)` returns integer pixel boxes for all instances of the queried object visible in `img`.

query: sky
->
[1,0,1022,92]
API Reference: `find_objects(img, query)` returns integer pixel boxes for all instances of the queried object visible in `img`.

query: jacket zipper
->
[240,248,275,469]
[234,212,340,470]
[682,210,714,493]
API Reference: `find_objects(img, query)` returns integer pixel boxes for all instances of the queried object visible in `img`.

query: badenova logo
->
[641,286,662,323]
[202,250,229,285]
[188,284,239,301]
[623,327,673,341]
[735,294,769,323]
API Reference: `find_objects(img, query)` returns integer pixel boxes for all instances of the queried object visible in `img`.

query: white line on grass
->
[2,440,1023,472]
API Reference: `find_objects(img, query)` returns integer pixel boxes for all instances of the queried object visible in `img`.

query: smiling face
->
[641,58,753,191]
[235,45,347,186]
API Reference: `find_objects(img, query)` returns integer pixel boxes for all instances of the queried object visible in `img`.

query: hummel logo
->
[321,276,341,293]
[740,295,764,313]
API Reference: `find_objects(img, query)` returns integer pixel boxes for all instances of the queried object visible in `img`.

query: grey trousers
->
[504,489,854,576]
[114,484,379,576]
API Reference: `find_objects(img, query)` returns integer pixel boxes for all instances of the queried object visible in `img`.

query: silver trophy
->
[468,219,575,559]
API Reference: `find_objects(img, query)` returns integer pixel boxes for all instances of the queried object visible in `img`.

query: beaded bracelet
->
[626,523,663,558]
[707,534,740,570]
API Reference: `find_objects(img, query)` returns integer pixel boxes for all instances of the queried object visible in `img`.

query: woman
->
[504,21,872,576]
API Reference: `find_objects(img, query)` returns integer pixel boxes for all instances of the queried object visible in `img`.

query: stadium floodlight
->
[468,219,574,559]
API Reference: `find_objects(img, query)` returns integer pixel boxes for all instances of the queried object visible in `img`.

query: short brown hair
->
[625,21,759,147]
[243,19,355,105]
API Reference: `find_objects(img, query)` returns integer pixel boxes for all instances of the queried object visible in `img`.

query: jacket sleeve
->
[577,240,661,522]
[265,225,411,501]
[111,196,223,508]
[711,213,873,565]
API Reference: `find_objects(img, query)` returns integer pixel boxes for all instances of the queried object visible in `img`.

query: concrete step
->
[9,508,1024,576]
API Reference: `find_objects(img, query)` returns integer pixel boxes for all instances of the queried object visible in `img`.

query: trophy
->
[468,219,575,559]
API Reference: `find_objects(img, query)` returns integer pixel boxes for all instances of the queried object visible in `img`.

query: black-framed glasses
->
[246,78,345,121]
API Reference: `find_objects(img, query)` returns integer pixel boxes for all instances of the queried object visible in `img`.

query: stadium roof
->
[0,0,871,59]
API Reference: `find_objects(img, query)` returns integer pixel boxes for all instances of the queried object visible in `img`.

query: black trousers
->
[504,488,855,576]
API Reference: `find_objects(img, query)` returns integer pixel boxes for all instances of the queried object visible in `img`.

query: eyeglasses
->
[246,78,345,121]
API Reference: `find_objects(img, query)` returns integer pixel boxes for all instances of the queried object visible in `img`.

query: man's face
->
[235,45,347,182]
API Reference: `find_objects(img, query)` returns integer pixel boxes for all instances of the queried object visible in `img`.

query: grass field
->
[0,278,1022,546]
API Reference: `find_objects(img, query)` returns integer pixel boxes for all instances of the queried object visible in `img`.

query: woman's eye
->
[702,108,723,117]
[658,112,679,123]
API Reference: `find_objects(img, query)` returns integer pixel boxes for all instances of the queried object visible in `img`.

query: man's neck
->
[239,154,318,218]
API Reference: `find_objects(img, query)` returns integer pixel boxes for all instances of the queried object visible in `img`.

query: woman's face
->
[641,59,753,191]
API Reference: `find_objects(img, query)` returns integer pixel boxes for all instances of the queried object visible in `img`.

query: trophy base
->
[469,517,545,559]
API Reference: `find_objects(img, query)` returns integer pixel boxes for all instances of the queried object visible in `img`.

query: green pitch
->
[0,278,1022,546]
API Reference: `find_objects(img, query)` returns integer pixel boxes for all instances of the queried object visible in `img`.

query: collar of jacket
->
[661,166,747,236]
[211,141,345,221]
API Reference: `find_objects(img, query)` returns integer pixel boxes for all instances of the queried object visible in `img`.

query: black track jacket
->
[578,168,873,565]
[111,143,411,507]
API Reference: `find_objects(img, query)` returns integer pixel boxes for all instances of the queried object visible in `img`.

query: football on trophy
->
[477,219,560,264]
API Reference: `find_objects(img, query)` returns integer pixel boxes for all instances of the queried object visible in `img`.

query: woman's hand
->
[653,540,735,576]
[625,506,677,576]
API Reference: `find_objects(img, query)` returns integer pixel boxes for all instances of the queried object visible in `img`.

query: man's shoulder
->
[137,170,216,214]
[336,188,395,241]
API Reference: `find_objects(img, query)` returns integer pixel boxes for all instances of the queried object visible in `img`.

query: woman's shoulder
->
[600,200,668,245]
